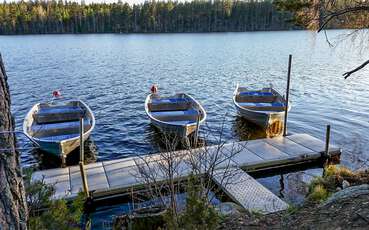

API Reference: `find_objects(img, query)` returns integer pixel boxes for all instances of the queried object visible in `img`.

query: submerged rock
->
[216,202,243,216]
[342,180,350,189]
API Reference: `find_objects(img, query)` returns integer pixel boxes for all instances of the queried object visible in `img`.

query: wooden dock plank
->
[30,133,342,202]
[104,162,141,189]
[70,162,109,195]
[286,134,340,154]
[200,145,239,169]
[245,140,290,160]
[231,147,264,166]
[264,136,319,159]
[32,168,71,199]
[212,168,288,214]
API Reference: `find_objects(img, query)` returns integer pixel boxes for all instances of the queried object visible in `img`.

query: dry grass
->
[308,165,369,203]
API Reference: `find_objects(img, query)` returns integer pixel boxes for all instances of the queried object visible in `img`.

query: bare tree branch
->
[343,59,369,79]
[318,5,369,32]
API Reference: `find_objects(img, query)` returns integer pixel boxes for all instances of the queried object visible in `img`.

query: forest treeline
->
[0,0,297,34]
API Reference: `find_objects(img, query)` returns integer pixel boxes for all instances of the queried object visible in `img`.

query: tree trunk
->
[0,53,28,229]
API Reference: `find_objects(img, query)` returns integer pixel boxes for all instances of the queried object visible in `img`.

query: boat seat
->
[151,98,189,104]
[150,98,192,112]
[166,120,195,125]
[40,133,80,142]
[31,119,91,137]
[239,91,273,96]
[151,109,199,122]
[238,102,285,111]
[34,106,84,124]
[237,91,277,103]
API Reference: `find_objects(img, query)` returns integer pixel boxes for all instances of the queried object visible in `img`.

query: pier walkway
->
[212,167,288,213]
[31,133,341,214]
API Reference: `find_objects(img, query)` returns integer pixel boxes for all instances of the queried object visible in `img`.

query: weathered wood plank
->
[231,147,264,166]
[212,168,288,214]
[245,140,290,160]
[32,168,71,199]
[103,160,141,189]
[286,133,340,154]
[264,136,319,158]
[30,133,342,203]
[70,162,109,195]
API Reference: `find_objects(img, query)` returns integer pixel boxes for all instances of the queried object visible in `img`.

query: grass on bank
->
[308,165,369,203]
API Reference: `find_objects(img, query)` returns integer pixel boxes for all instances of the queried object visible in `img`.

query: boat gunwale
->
[23,100,95,144]
[232,85,291,116]
[145,93,207,128]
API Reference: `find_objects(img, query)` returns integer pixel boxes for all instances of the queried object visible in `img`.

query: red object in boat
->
[52,90,61,98]
[150,85,158,94]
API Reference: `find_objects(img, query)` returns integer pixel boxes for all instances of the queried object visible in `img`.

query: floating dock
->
[31,133,341,214]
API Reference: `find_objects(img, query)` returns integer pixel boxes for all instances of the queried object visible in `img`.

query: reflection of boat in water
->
[145,92,206,138]
[232,116,268,141]
[23,100,95,162]
[233,85,290,136]
[145,118,205,150]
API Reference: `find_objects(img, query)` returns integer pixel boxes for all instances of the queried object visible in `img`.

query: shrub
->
[308,184,329,202]
[325,165,354,178]
[24,168,85,230]
[176,175,220,230]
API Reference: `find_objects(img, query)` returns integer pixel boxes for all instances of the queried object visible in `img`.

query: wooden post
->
[325,125,331,157]
[80,117,84,163]
[283,54,292,136]
[79,117,90,198]
[193,111,201,147]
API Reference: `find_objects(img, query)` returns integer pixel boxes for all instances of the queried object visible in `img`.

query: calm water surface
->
[1,30,369,213]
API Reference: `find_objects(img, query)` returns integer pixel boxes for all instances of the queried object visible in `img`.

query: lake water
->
[1,30,369,209]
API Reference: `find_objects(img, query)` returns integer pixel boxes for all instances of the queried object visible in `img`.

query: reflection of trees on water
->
[232,116,268,141]
[31,137,98,170]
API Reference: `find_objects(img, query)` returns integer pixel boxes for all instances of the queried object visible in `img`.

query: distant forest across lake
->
[0,0,299,34]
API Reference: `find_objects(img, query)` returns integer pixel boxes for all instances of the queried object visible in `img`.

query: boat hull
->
[150,117,199,138]
[145,93,206,139]
[34,139,61,156]
[235,106,271,128]
[35,132,91,158]
[24,100,95,160]
[235,106,285,127]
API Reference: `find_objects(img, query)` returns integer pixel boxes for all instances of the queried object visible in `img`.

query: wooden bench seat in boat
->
[151,109,199,122]
[238,102,285,111]
[165,120,196,125]
[237,91,277,103]
[31,119,91,138]
[39,133,80,141]
[34,106,84,124]
[239,91,274,96]
[149,98,192,112]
